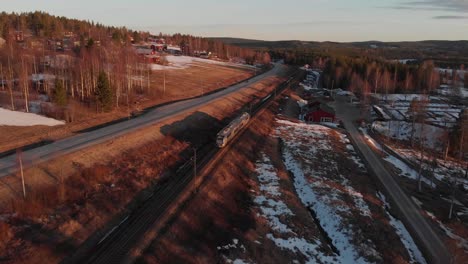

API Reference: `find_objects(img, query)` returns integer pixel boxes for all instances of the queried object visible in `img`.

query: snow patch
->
[0,107,64,126]
[378,192,427,264]
[426,211,468,252]
[151,55,256,71]
[254,152,336,263]
[276,120,379,263]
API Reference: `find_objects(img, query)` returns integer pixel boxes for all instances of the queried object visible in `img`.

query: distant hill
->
[212,38,468,68]
[213,37,468,51]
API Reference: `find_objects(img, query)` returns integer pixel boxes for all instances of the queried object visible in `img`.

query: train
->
[216,112,250,148]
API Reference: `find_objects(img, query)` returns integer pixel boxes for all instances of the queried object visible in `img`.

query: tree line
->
[0,11,263,119]
[272,48,467,94]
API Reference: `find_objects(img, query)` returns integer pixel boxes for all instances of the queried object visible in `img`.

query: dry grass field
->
[0,63,253,153]
[0,69,287,263]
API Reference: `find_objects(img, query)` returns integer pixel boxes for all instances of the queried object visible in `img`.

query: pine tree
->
[96,71,113,112]
[53,78,67,107]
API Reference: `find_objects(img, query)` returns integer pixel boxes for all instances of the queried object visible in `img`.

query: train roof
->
[217,113,250,137]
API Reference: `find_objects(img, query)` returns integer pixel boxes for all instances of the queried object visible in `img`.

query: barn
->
[305,102,336,123]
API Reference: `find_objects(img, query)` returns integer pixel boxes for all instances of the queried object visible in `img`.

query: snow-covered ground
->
[253,153,337,263]
[299,83,319,91]
[437,87,468,98]
[374,98,462,128]
[151,56,256,71]
[391,147,468,190]
[362,129,468,256]
[373,105,391,120]
[335,89,355,97]
[425,211,468,253]
[383,153,436,188]
[371,93,446,102]
[222,118,427,263]
[0,107,64,126]
[361,128,436,188]
[371,121,445,150]
[378,192,427,264]
[275,119,381,263]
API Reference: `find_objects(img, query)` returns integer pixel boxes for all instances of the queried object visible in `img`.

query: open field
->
[0,63,253,154]
[0,70,287,263]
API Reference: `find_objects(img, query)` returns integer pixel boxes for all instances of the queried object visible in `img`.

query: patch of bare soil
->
[0,73,286,263]
[0,64,253,154]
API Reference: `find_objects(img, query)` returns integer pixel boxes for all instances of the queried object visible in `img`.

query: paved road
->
[0,63,287,179]
[334,96,451,264]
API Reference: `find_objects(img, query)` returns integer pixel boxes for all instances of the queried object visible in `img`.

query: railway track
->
[63,69,303,264]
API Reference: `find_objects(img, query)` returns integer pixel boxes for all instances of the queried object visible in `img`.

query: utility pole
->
[17,150,26,198]
[163,70,166,96]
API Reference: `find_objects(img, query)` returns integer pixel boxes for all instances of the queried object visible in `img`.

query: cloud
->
[433,15,468,19]
[400,0,468,12]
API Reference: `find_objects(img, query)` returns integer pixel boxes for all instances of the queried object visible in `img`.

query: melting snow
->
[360,129,436,188]
[371,121,444,150]
[151,55,256,71]
[0,107,65,126]
[378,193,427,264]
[425,211,468,252]
[276,119,379,263]
[266,234,337,263]
[383,154,435,188]
[253,153,337,263]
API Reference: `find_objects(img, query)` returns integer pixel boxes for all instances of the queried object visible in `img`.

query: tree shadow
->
[160,111,234,161]
[11,217,79,258]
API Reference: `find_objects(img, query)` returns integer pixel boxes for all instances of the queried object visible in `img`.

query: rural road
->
[0,63,287,179]
[334,96,452,264]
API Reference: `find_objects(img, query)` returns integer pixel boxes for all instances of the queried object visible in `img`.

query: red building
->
[15,31,24,42]
[305,102,336,123]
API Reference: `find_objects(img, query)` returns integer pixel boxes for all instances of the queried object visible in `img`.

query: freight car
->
[216,112,250,148]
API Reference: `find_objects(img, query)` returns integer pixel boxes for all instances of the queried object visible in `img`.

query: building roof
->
[309,102,335,115]
[320,104,335,115]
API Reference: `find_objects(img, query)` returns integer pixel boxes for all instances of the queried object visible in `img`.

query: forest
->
[270,48,467,97]
[0,11,261,119]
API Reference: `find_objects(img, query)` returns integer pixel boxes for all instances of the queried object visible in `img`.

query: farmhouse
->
[305,101,336,123]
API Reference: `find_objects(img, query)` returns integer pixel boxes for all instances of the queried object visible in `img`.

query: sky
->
[1,0,467,42]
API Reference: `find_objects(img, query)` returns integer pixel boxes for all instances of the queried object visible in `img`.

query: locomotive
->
[216,112,250,148]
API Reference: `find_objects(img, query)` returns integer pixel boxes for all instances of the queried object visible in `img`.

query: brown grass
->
[0,72,288,263]
[0,63,253,153]
[0,221,13,251]
[138,94,300,263]
[137,85,426,264]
